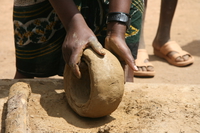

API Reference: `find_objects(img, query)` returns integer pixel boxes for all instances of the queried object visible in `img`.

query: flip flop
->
[134,49,155,77]
[154,41,194,66]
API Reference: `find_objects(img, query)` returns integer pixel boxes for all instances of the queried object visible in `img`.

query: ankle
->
[152,38,171,50]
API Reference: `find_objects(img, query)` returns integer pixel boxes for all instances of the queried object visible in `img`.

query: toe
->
[175,56,184,62]
[182,54,190,61]
[138,67,142,72]
[141,66,147,71]
[147,66,154,71]
[168,51,186,62]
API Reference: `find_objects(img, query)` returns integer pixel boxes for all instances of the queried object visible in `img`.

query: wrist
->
[106,12,131,30]
[107,22,126,38]
[66,13,87,31]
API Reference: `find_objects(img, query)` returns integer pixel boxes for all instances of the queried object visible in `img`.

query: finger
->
[69,49,83,79]
[69,63,81,79]
[120,49,138,71]
[88,37,105,55]
[125,55,138,71]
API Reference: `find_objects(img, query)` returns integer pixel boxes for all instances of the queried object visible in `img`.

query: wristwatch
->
[106,12,131,30]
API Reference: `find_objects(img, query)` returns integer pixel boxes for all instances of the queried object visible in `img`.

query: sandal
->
[154,41,194,66]
[134,49,155,77]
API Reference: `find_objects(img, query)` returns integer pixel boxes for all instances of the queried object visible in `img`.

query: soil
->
[0,0,200,133]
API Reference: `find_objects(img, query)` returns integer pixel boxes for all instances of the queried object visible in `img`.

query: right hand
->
[62,14,105,79]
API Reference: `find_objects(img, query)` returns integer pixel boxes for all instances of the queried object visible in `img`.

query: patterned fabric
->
[14,0,66,77]
[14,0,46,6]
[13,0,144,77]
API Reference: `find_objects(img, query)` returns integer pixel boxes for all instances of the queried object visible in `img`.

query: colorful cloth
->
[13,0,144,77]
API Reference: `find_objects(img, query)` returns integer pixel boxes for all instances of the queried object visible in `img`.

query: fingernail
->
[101,49,106,54]
[134,65,138,71]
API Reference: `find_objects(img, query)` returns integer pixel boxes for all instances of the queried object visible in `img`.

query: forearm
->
[49,0,87,31]
[107,0,132,37]
[109,0,131,13]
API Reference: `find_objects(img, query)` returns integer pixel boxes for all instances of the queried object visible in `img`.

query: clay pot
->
[64,48,124,118]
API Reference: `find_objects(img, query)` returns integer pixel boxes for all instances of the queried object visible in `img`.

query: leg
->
[153,0,178,47]
[138,0,147,50]
[134,0,155,77]
[152,0,194,66]
[121,0,144,81]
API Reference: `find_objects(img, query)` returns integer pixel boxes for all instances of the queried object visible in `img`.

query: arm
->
[49,0,105,78]
[105,0,138,81]
[48,0,84,30]
[107,0,131,40]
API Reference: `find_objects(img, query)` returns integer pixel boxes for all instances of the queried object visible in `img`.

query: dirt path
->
[0,79,200,133]
[0,1,200,133]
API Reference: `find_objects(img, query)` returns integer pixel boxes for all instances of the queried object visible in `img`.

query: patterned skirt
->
[13,0,144,77]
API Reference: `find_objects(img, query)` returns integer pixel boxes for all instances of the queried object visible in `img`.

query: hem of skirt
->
[17,69,60,78]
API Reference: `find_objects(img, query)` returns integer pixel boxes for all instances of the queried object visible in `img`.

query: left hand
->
[105,22,138,71]
[105,22,138,82]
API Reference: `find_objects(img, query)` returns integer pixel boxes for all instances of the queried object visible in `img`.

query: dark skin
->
[137,0,190,73]
[105,0,138,82]
[15,0,138,82]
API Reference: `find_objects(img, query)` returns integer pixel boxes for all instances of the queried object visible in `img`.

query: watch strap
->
[106,12,131,30]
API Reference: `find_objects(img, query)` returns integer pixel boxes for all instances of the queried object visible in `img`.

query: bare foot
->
[137,59,154,72]
[134,49,155,77]
[167,51,190,62]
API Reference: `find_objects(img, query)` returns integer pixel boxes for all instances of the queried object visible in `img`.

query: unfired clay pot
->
[64,48,124,118]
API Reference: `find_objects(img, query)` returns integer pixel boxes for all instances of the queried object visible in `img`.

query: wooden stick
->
[5,82,31,133]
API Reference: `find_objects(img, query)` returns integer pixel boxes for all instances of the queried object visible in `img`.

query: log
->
[5,82,31,133]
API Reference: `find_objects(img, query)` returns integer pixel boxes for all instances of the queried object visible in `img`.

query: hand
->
[105,22,138,72]
[105,32,137,82]
[48,1,105,78]
[105,22,138,82]
[62,14,105,78]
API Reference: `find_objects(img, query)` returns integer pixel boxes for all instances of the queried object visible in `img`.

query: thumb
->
[88,37,105,55]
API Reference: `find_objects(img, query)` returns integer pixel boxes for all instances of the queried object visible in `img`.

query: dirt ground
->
[0,0,200,133]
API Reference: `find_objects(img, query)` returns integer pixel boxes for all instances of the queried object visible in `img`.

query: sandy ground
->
[1,79,200,133]
[0,0,200,133]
